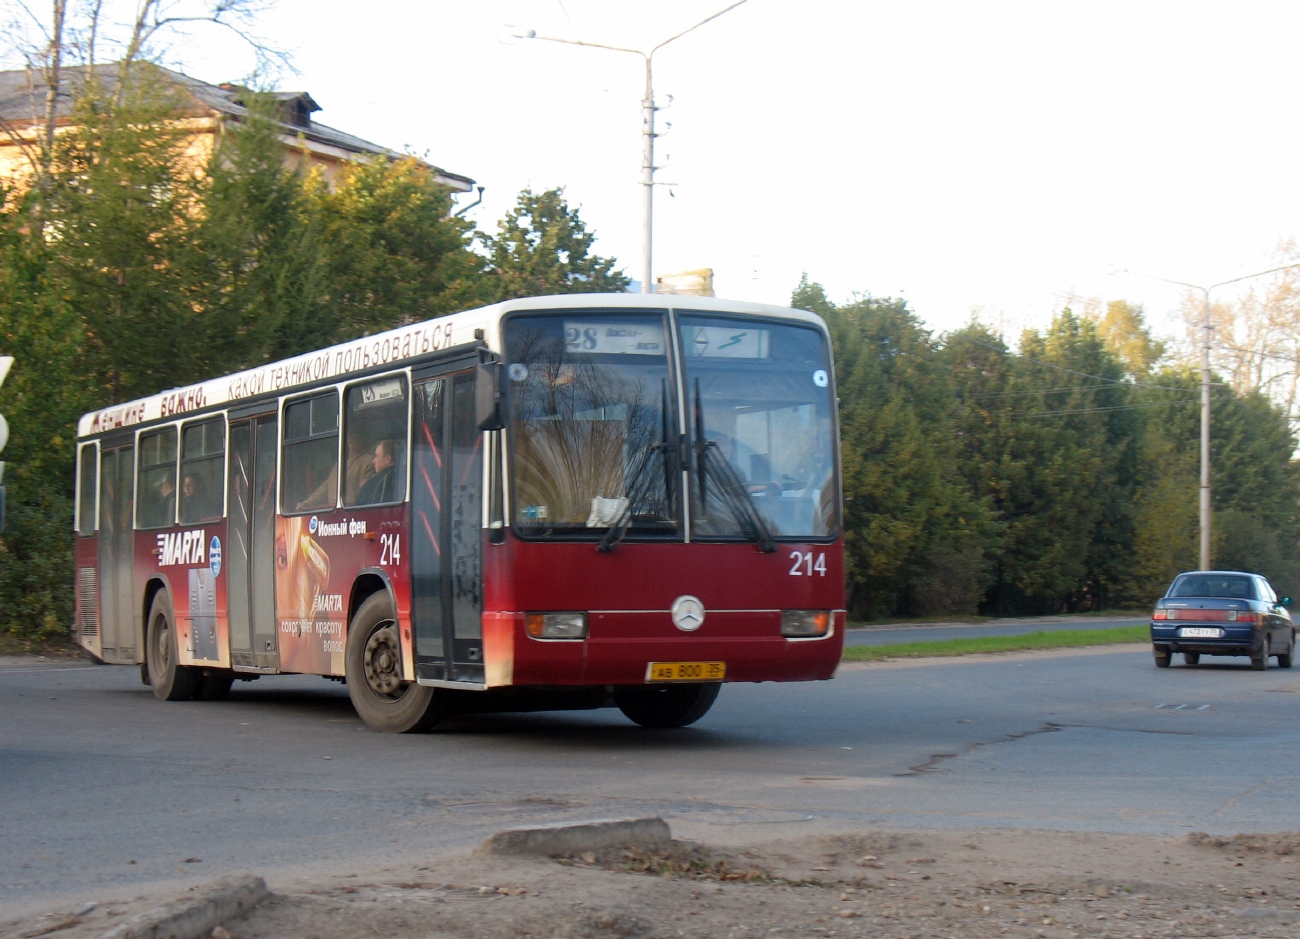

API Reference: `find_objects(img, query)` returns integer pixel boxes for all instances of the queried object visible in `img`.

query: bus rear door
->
[98,437,135,662]
[226,412,280,670]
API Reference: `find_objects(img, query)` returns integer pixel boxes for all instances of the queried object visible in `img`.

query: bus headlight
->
[526,612,588,639]
[782,610,831,638]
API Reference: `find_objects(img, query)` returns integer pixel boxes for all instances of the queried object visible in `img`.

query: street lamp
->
[1121,264,1300,570]
[511,1,749,293]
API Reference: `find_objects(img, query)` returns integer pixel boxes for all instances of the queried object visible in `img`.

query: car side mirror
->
[1283,597,1293,608]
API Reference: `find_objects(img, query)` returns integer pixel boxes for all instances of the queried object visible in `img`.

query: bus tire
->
[146,592,198,701]
[613,682,721,728]
[345,592,443,733]
[194,669,235,700]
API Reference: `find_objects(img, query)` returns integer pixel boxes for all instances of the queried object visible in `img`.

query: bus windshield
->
[504,313,676,538]
[679,313,838,541]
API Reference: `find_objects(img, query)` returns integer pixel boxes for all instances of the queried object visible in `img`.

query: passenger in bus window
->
[182,472,214,521]
[355,440,398,504]
[300,426,376,510]
[141,471,176,528]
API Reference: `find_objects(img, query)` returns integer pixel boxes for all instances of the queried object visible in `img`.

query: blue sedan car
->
[1151,570,1294,670]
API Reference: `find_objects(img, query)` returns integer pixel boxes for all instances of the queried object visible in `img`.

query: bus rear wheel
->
[345,593,443,733]
[613,682,721,728]
[146,592,198,701]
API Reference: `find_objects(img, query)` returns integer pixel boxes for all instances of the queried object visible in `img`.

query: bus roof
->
[76,294,827,439]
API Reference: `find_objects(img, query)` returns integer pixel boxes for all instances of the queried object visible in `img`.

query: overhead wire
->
[1217,341,1300,365]
[1002,399,1211,418]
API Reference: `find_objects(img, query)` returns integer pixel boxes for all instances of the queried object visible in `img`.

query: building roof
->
[0,62,474,192]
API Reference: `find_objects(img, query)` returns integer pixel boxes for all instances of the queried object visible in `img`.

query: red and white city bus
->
[73,294,844,732]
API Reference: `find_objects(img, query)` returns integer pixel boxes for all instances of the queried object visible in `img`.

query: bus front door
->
[98,439,135,663]
[410,369,484,684]
[227,413,280,670]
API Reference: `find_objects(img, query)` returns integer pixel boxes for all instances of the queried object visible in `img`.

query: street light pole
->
[1122,264,1300,569]
[514,1,749,293]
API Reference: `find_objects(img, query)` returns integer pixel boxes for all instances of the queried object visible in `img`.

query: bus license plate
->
[1180,627,1222,638]
[647,661,726,682]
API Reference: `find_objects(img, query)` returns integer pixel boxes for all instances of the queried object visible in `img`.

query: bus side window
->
[137,428,178,529]
[77,443,98,536]
[180,417,225,524]
[342,376,408,507]
[283,392,339,513]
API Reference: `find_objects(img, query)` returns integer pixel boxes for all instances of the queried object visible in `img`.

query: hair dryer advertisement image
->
[275,514,343,674]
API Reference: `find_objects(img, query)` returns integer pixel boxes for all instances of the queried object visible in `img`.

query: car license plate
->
[1180,627,1222,638]
[646,661,726,682]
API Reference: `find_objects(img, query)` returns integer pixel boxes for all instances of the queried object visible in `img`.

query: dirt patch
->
[10,826,1300,939]
[1187,830,1300,856]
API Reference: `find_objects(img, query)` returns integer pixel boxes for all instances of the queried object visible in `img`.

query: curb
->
[476,817,672,857]
[97,874,269,939]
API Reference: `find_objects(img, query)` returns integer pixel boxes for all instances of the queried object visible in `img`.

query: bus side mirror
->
[476,359,504,431]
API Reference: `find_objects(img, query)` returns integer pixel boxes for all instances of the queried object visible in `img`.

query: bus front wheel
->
[146,592,198,701]
[345,593,443,733]
[613,682,721,728]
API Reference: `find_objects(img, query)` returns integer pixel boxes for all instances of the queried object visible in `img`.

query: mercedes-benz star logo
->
[671,595,705,632]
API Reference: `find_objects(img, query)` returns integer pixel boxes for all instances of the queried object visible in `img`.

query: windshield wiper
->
[598,381,674,553]
[698,441,777,553]
[692,378,776,553]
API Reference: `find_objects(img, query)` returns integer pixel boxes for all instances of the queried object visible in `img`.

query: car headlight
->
[782,610,831,638]
[526,612,588,639]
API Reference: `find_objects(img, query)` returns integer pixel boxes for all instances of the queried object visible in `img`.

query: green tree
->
[312,156,487,349]
[943,312,1140,613]
[0,186,94,638]
[799,279,995,618]
[194,92,331,368]
[42,74,212,402]
[482,187,630,301]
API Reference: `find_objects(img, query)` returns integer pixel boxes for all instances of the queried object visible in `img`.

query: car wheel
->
[1251,637,1270,671]
[1183,652,1200,666]
[1153,649,1171,668]
[1277,632,1295,669]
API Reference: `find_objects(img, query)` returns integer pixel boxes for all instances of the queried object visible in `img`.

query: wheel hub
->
[362,623,404,697]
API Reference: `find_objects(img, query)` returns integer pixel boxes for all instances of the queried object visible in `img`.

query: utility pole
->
[514,1,749,293]
[1122,265,1300,569]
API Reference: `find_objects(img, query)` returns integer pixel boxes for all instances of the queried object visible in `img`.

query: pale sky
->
[13,0,1300,344]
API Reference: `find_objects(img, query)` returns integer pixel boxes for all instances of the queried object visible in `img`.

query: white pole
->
[1199,288,1212,570]
[642,56,654,294]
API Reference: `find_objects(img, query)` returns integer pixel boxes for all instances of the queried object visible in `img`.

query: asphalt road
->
[844,615,1147,646]
[5,643,1298,916]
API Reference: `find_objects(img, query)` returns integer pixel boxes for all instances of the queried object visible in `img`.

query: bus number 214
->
[380,534,401,566]
[789,551,826,576]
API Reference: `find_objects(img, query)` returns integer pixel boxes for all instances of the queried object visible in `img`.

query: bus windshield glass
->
[679,313,838,541]
[504,313,676,538]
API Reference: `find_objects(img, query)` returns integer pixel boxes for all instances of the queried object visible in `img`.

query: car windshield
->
[504,313,675,538]
[678,313,839,541]
[1168,574,1257,600]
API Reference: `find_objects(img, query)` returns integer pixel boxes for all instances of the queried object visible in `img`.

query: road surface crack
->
[897,722,1062,776]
